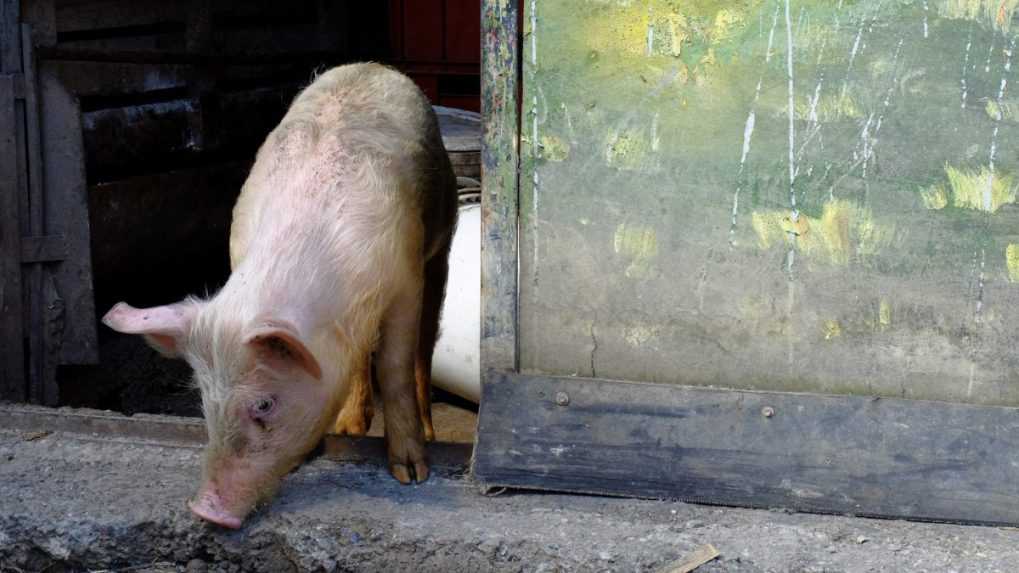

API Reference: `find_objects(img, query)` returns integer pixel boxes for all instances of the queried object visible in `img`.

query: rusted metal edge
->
[0,403,474,472]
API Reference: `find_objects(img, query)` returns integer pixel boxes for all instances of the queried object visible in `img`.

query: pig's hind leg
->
[414,237,452,442]
[377,282,430,484]
[331,352,374,436]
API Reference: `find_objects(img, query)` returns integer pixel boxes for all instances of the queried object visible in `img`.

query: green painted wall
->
[518,0,1019,405]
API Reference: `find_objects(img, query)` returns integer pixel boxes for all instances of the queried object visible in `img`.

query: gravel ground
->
[1,428,1017,572]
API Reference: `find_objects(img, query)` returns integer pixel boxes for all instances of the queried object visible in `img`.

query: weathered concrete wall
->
[519,0,1019,405]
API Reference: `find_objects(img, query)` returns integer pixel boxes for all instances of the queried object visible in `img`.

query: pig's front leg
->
[377,286,429,484]
[332,351,374,436]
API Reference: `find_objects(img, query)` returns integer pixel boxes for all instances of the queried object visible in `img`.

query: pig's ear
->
[243,323,323,381]
[102,301,199,357]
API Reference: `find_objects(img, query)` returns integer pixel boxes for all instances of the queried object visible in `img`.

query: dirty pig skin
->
[102,63,458,529]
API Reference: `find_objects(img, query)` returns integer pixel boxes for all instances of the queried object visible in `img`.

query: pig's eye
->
[251,397,276,418]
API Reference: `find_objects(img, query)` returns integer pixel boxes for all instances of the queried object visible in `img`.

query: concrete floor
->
[1,420,1018,572]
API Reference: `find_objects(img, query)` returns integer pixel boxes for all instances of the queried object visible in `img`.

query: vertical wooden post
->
[0,0,26,402]
[479,0,520,373]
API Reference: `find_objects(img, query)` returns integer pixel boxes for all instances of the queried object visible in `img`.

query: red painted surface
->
[387,0,480,112]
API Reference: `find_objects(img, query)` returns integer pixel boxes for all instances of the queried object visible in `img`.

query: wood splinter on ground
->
[657,543,721,573]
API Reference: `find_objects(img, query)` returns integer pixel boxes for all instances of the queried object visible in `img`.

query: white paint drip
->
[646,4,654,56]
[922,0,929,39]
[986,37,1015,212]
[961,24,973,108]
[530,0,539,278]
[785,0,797,275]
[967,362,977,397]
[859,112,876,179]
[863,38,904,178]
[976,248,986,320]
[530,0,537,67]
[651,112,660,152]
[729,5,781,246]
[986,37,995,73]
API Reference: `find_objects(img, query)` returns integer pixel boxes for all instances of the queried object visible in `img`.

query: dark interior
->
[49,0,481,416]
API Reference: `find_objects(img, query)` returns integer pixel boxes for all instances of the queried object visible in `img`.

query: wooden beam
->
[0,74,26,401]
[479,0,520,372]
[20,235,66,263]
[38,65,98,365]
[0,403,474,473]
[1,0,20,73]
[474,371,1019,526]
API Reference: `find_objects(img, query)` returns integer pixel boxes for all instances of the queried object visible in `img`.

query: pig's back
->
[230,63,456,268]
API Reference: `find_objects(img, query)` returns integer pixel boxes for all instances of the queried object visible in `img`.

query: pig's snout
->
[188,488,244,529]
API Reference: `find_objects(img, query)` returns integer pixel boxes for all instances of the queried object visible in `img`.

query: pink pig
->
[102,63,458,528]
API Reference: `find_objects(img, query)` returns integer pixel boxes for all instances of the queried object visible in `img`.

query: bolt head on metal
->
[555,392,570,406]
[761,406,775,418]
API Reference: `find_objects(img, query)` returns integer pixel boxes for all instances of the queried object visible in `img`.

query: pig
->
[102,62,458,528]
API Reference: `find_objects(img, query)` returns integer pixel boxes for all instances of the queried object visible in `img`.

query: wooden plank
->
[54,0,188,34]
[0,74,27,401]
[80,86,295,181]
[20,235,67,263]
[38,65,98,364]
[473,371,1019,526]
[479,0,519,372]
[22,23,59,405]
[1,0,21,72]
[443,0,480,64]
[45,60,192,96]
[0,403,474,472]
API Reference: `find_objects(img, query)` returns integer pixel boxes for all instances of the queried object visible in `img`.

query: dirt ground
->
[1,426,1018,572]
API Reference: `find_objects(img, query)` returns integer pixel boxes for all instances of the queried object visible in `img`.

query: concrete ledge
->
[2,420,1019,571]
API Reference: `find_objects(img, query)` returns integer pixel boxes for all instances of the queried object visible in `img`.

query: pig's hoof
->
[422,420,435,443]
[390,461,430,484]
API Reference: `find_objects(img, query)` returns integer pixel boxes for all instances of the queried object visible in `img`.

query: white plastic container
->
[431,202,481,403]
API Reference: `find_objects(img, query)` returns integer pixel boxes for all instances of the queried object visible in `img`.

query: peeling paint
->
[752,200,893,265]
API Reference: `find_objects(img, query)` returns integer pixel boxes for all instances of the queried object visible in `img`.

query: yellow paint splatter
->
[614,223,658,278]
[795,92,863,122]
[938,0,1019,31]
[944,164,1016,212]
[919,184,949,210]
[750,200,894,265]
[540,134,570,162]
[605,129,652,170]
[879,299,892,329]
[711,8,745,45]
[1007,244,1019,283]
[985,99,1019,122]
[579,2,749,65]
[822,320,842,340]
